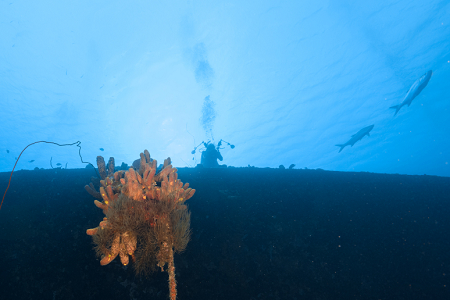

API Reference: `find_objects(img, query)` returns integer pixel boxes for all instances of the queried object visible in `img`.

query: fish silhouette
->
[336,125,374,153]
[390,70,432,116]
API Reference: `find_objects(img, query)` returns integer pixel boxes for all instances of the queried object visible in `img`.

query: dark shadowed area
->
[0,167,449,300]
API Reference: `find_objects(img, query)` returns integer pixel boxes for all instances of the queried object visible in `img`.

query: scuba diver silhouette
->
[201,143,223,167]
[192,139,234,168]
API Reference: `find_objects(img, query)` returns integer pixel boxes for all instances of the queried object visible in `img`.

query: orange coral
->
[85,150,195,300]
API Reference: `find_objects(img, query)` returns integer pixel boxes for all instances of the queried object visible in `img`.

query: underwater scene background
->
[1,0,450,299]
[1,0,449,176]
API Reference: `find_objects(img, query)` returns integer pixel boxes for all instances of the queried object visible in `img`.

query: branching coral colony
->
[85,150,195,300]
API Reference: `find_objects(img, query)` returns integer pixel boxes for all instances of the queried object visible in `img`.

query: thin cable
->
[0,140,96,210]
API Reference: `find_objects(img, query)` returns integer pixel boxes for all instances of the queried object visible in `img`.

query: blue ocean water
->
[0,0,449,176]
[0,1,449,299]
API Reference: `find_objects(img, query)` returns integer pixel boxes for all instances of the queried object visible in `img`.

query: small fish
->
[99,148,104,151]
[56,163,62,166]
[6,150,9,153]
[29,160,35,163]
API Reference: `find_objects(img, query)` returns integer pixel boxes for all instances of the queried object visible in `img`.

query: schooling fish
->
[56,163,62,166]
[6,150,9,153]
[99,148,104,151]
